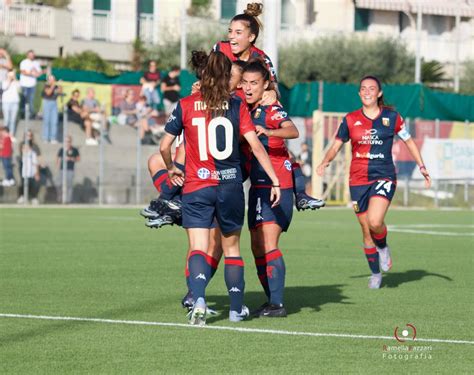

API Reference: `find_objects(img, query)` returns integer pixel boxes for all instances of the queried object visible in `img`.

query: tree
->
[52,50,117,75]
[421,60,447,88]
[131,38,147,71]
[459,60,474,95]
[25,0,71,7]
[278,36,415,87]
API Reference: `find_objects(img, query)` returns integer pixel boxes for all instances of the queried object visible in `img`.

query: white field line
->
[1,313,473,345]
[388,224,474,237]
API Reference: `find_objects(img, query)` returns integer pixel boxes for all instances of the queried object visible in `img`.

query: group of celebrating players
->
[140,3,432,325]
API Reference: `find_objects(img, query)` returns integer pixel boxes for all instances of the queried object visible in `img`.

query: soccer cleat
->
[188,297,207,326]
[181,290,195,310]
[141,198,183,225]
[251,302,269,317]
[145,215,174,228]
[378,246,392,272]
[229,305,250,322]
[368,273,382,289]
[259,303,287,318]
[296,193,326,211]
[140,206,159,219]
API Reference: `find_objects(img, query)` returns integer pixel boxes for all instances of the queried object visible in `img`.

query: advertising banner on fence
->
[415,138,474,180]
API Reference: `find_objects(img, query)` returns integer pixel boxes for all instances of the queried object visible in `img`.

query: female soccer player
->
[241,59,299,317]
[214,2,324,210]
[160,51,281,325]
[316,76,431,289]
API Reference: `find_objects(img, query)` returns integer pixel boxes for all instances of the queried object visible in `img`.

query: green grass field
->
[1,208,473,374]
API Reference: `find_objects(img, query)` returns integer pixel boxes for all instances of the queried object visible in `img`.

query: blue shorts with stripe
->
[247,187,293,232]
[349,179,397,215]
[182,184,244,234]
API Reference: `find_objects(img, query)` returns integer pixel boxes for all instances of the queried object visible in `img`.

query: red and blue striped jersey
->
[336,107,411,186]
[213,41,278,83]
[249,102,293,189]
[165,92,255,194]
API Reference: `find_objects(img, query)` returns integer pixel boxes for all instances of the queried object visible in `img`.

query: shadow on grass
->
[206,284,351,324]
[350,269,453,288]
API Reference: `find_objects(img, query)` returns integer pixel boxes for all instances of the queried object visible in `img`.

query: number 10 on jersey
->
[192,117,233,161]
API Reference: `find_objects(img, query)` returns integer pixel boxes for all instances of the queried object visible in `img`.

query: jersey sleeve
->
[336,117,350,143]
[267,105,290,129]
[395,113,411,141]
[263,53,278,83]
[212,42,221,52]
[239,101,255,136]
[164,101,184,136]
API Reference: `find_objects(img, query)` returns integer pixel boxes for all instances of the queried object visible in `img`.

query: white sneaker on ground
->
[31,198,39,205]
[368,273,382,289]
[3,179,16,187]
[188,297,207,326]
[378,246,392,272]
[229,305,250,322]
[17,195,24,204]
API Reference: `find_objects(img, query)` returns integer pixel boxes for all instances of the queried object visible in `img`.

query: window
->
[221,0,236,20]
[93,0,111,11]
[354,8,370,31]
[138,0,154,14]
[281,0,296,27]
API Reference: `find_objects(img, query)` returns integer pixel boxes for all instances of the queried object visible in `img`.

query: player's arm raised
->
[243,131,281,207]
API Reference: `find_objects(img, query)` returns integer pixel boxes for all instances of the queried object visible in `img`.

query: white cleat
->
[378,246,392,272]
[229,305,250,322]
[188,297,207,326]
[368,273,382,289]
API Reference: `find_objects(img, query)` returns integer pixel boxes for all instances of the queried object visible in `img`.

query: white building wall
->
[313,0,354,32]
[367,10,400,35]
[111,0,137,43]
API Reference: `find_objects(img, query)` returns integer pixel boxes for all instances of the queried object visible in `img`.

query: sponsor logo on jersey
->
[284,160,292,171]
[354,120,363,126]
[197,168,211,179]
[359,129,383,145]
[365,129,378,135]
[167,113,176,123]
[271,110,288,121]
[382,117,390,127]
[352,201,360,213]
[355,152,385,159]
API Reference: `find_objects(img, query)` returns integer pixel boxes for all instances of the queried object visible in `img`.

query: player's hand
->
[168,166,185,186]
[255,125,268,137]
[270,186,281,208]
[191,81,201,94]
[420,166,431,189]
[316,162,329,176]
[261,90,277,106]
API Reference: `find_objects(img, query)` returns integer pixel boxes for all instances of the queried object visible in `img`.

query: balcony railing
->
[0,4,54,38]
[92,10,111,41]
[139,13,154,44]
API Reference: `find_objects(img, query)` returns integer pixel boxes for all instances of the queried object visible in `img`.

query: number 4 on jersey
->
[192,117,233,161]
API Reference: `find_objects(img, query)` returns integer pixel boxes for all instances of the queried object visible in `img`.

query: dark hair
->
[190,50,209,80]
[242,58,270,82]
[72,89,80,95]
[231,3,263,44]
[232,60,247,71]
[360,75,385,107]
[198,51,232,116]
[170,65,180,72]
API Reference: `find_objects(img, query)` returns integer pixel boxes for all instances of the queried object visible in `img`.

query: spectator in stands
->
[19,50,43,119]
[140,60,161,110]
[117,89,138,127]
[67,90,96,145]
[17,140,40,205]
[2,70,20,140]
[81,87,112,145]
[160,66,181,117]
[0,125,15,186]
[56,135,80,203]
[41,74,62,144]
[0,48,13,96]
[297,142,312,186]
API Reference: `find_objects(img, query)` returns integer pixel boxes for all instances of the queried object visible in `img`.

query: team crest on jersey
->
[197,168,210,179]
[352,201,360,213]
[382,117,390,127]
[254,108,262,119]
[284,160,292,171]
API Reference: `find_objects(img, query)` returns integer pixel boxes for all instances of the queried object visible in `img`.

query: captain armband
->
[397,127,411,141]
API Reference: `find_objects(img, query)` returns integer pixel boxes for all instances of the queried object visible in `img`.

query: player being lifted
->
[317,76,431,289]
[160,51,281,325]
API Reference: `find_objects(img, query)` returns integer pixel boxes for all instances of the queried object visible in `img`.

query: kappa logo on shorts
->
[284,160,292,171]
[197,168,210,179]
[352,201,360,213]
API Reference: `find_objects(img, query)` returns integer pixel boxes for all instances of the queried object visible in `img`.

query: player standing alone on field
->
[316,76,431,289]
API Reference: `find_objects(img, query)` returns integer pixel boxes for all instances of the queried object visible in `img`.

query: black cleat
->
[181,290,195,310]
[259,304,287,318]
[145,215,174,228]
[141,198,183,225]
[251,302,269,317]
[296,193,326,211]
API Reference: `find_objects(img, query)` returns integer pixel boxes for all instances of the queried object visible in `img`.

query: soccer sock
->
[206,254,219,284]
[364,246,380,274]
[151,162,184,200]
[188,250,211,301]
[224,257,245,312]
[265,249,286,306]
[292,162,306,196]
[370,225,388,248]
[254,255,270,298]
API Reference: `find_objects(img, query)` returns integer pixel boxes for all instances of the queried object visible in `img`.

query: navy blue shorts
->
[248,187,293,232]
[350,179,397,215]
[182,184,244,234]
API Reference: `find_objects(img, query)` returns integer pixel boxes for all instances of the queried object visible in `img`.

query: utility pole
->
[414,4,422,84]
[263,0,280,74]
